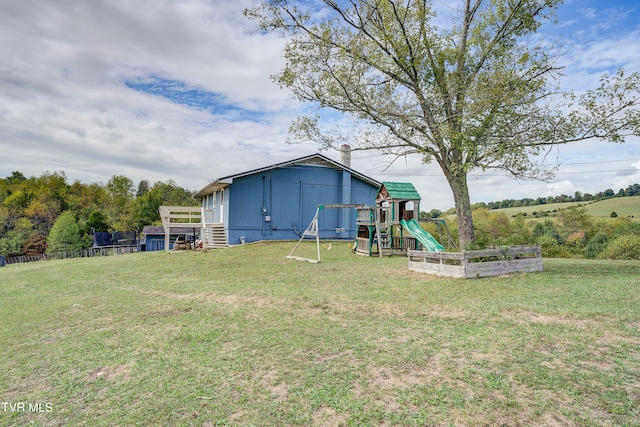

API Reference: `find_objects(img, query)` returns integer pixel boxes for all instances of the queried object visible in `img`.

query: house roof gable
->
[195,153,380,198]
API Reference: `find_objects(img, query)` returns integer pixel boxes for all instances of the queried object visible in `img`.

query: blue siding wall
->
[204,189,225,223]
[225,164,377,244]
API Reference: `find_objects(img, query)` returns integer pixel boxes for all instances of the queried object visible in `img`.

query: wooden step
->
[201,223,227,248]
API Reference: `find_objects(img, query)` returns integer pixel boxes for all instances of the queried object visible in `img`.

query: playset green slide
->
[400,218,445,252]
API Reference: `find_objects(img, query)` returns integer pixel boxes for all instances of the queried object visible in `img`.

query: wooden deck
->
[159,206,227,251]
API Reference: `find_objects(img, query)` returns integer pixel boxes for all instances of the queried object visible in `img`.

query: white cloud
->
[611,160,640,192]
[546,180,580,196]
[0,0,638,212]
[0,0,311,191]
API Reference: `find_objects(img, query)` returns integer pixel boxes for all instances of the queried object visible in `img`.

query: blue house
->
[194,153,380,245]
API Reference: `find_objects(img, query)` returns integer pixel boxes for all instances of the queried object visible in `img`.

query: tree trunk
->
[446,171,475,249]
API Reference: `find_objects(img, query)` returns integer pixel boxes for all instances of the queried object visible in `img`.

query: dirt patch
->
[143,290,273,308]
[365,365,428,390]
[256,370,288,398]
[312,405,347,427]
[501,309,602,329]
[384,267,451,281]
[624,321,640,333]
[314,350,355,364]
[148,307,193,317]
[427,308,471,319]
[220,410,246,425]
[86,361,133,382]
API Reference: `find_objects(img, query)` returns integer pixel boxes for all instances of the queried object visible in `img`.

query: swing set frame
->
[286,203,366,263]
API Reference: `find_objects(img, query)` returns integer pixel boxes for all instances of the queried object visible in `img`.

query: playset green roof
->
[377,182,421,201]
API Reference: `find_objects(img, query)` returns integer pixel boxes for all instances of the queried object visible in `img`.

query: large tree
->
[133,180,196,230]
[246,0,640,248]
[46,211,83,254]
[105,175,136,231]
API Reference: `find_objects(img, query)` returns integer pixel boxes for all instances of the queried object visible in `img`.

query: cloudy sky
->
[1,0,639,210]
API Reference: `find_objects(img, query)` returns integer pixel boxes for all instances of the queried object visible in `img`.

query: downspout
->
[262,176,267,236]
[269,175,273,235]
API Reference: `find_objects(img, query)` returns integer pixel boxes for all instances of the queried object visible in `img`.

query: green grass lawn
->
[1,242,639,426]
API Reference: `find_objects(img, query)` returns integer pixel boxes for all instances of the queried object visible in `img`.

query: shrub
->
[598,235,640,260]
[565,231,587,255]
[0,231,23,256]
[501,215,534,246]
[533,220,563,244]
[612,219,640,238]
[585,232,609,259]
[538,235,571,258]
[611,211,618,218]
[558,207,592,234]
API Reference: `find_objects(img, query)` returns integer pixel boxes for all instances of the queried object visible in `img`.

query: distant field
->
[484,196,640,220]
[1,242,639,426]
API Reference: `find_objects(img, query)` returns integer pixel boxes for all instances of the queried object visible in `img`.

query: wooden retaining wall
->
[408,245,543,279]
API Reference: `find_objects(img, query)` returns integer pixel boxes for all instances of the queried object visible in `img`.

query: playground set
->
[287,181,542,279]
[287,182,452,263]
[156,182,542,278]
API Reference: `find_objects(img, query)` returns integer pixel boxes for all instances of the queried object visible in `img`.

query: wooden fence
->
[2,246,132,265]
[408,245,543,279]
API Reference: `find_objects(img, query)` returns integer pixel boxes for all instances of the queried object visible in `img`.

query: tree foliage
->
[598,235,640,260]
[46,211,83,254]
[106,175,136,232]
[87,211,109,233]
[0,171,197,256]
[246,0,640,248]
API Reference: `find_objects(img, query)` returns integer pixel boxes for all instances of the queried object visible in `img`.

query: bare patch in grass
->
[624,320,640,333]
[365,365,428,390]
[143,290,273,308]
[383,267,449,281]
[147,307,193,317]
[227,410,247,424]
[257,370,288,398]
[427,308,471,319]
[313,405,347,427]
[363,304,470,321]
[85,361,133,382]
[501,309,601,329]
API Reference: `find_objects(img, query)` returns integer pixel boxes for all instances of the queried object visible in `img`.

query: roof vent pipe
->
[340,144,351,168]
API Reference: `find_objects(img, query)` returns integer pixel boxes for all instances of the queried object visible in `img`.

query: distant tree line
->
[413,184,640,220]
[0,171,197,257]
[471,184,640,211]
